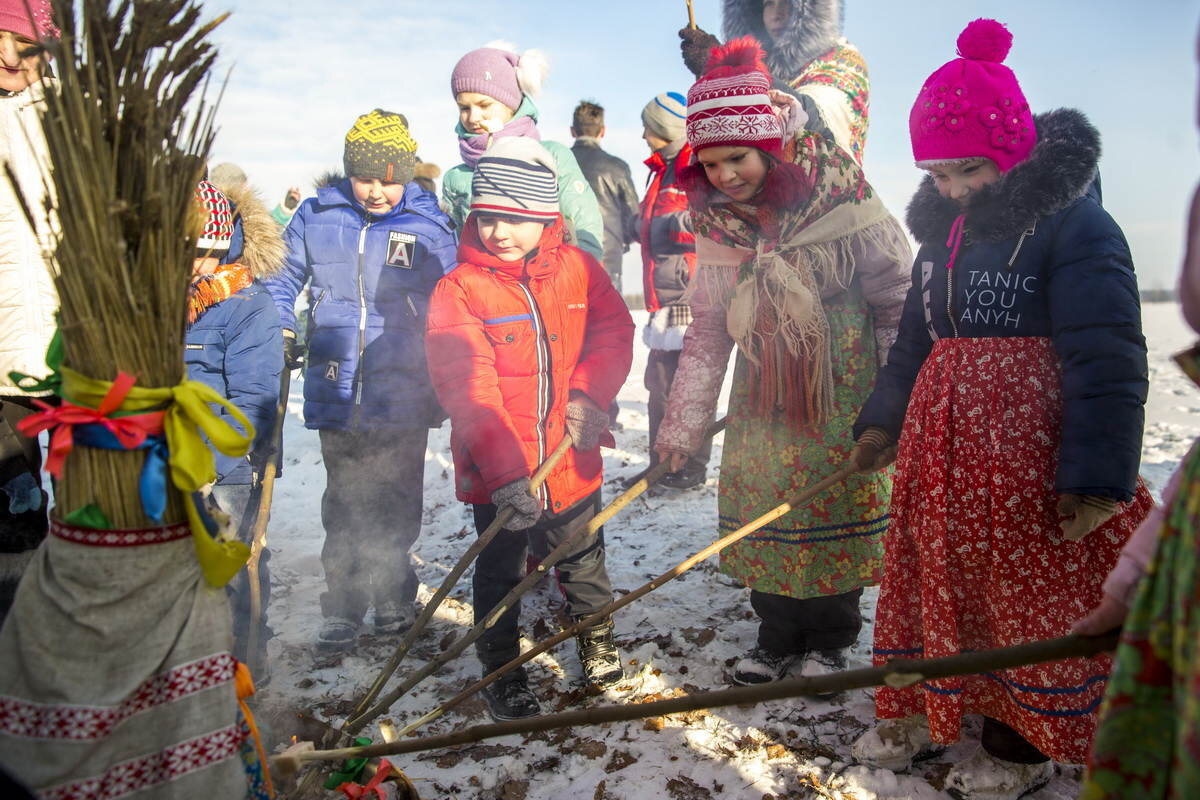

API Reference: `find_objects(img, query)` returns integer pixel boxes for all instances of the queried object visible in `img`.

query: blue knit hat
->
[470,137,559,222]
[641,91,688,142]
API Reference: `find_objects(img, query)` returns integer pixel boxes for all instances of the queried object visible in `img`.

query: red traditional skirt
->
[871,337,1153,764]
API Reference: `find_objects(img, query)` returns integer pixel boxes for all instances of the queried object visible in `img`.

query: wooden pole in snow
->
[277,630,1120,767]
[340,419,728,738]
[394,458,854,738]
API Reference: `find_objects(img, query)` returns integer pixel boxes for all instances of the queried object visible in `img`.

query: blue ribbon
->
[73,424,170,523]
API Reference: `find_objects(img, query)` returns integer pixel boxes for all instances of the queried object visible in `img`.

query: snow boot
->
[480,667,541,721]
[575,616,623,688]
[851,714,941,772]
[799,648,848,698]
[944,749,1054,800]
[374,601,416,634]
[731,646,796,685]
[658,461,706,490]
[316,616,359,651]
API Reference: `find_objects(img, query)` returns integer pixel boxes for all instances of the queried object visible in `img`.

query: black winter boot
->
[480,667,541,721]
[575,616,623,688]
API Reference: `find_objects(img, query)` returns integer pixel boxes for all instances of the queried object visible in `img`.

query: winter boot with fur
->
[731,646,796,685]
[481,666,541,721]
[316,616,359,651]
[575,616,623,688]
[851,714,941,771]
[374,601,416,634]
[799,648,848,698]
[943,749,1054,800]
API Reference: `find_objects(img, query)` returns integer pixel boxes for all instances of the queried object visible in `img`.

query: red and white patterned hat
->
[194,179,233,252]
[686,37,783,158]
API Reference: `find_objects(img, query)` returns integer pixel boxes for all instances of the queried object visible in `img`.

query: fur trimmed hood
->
[906,108,1102,244]
[221,182,285,279]
[722,0,843,81]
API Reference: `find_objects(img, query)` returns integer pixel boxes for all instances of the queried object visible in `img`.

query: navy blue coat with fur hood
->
[265,179,456,431]
[855,109,1147,501]
[187,184,285,485]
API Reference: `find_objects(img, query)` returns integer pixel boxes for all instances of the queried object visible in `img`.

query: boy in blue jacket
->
[187,179,285,678]
[266,110,458,649]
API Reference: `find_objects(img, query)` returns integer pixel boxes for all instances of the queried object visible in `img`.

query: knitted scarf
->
[187,263,253,325]
[688,132,909,429]
[456,115,541,168]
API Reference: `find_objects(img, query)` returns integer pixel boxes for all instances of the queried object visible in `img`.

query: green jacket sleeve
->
[544,141,604,259]
[442,164,473,229]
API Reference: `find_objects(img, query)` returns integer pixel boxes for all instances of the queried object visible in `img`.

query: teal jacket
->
[443,97,604,259]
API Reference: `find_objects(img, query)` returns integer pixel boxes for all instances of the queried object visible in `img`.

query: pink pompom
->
[956,18,1013,63]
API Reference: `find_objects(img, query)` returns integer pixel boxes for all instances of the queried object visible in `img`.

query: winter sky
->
[202,0,1198,293]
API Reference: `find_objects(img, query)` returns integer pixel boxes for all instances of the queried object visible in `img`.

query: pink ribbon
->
[944,213,967,271]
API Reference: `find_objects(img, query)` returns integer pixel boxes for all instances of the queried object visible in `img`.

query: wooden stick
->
[686,0,696,29]
[347,435,574,724]
[246,366,291,667]
[397,456,849,738]
[341,419,728,737]
[278,630,1120,766]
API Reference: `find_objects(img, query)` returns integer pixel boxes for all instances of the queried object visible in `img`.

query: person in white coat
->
[0,0,58,623]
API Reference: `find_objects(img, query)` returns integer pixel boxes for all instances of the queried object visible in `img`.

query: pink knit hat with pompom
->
[910,19,1036,173]
[0,0,58,42]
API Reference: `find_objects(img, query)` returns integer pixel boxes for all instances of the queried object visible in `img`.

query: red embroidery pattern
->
[49,519,190,547]
[0,654,235,740]
[39,724,244,800]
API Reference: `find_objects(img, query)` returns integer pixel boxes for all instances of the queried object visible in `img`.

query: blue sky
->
[203,0,1198,291]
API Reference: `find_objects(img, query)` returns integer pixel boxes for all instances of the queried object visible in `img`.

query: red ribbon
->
[337,759,397,799]
[16,371,166,478]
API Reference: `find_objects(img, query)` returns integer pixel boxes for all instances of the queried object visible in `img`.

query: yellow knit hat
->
[344,109,418,183]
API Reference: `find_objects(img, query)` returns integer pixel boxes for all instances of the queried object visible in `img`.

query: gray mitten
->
[679,26,720,77]
[491,477,541,531]
[565,400,610,452]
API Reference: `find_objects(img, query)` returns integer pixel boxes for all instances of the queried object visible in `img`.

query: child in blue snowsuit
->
[265,110,457,649]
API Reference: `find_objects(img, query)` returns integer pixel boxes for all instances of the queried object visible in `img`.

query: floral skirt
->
[719,292,891,600]
[0,520,255,798]
[1081,441,1200,798]
[872,337,1152,764]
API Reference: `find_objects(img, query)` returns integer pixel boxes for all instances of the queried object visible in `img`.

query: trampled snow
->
[258,302,1197,799]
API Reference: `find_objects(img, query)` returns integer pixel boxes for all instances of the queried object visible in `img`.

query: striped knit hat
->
[686,37,783,157]
[194,180,233,252]
[641,92,688,143]
[470,137,559,223]
[344,109,418,183]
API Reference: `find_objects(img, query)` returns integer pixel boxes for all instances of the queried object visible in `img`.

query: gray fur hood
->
[906,108,1103,245]
[222,183,286,280]
[722,0,843,80]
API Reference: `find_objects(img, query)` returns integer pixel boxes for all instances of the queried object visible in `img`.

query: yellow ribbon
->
[61,366,257,587]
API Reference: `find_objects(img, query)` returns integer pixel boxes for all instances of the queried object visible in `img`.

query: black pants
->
[212,483,272,671]
[471,492,612,667]
[0,397,48,626]
[318,427,427,621]
[751,588,863,654]
[981,717,1050,764]
[645,349,712,469]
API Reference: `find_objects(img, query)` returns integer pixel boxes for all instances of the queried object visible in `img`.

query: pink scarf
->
[457,115,541,167]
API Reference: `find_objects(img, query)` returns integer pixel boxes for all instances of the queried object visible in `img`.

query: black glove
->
[679,26,720,77]
[282,329,305,370]
[491,477,541,531]
[849,427,897,473]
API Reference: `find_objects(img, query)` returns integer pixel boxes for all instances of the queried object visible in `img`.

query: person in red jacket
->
[426,137,635,721]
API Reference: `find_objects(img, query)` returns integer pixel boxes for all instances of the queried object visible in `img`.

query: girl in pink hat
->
[849,19,1153,798]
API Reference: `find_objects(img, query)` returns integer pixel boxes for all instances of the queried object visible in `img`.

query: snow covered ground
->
[258,302,1199,800]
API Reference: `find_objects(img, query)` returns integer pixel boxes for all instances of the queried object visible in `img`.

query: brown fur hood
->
[222,182,286,279]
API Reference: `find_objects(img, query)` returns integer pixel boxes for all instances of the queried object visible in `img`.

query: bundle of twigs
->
[32,0,226,526]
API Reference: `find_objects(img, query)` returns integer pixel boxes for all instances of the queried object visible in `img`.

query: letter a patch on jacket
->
[386,231,417,269]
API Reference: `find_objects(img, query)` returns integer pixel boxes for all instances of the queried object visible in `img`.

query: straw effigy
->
[0,1,271,797]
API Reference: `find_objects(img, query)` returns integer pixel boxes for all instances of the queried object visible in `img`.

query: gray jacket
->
[571,138,640,284]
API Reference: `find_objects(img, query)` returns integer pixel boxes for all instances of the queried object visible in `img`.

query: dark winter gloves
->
[492,477,542,531]
[849,427,897,473]
[679,26,720,77]
[565,395,609,452]
[1,472,40,514]
[282,329,305,370]
[1058,494,1118,541]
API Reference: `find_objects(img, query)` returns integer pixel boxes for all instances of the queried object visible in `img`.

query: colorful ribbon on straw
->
[15,364,257,587]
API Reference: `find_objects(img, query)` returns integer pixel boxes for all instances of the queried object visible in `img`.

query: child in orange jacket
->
[426,137,634,721]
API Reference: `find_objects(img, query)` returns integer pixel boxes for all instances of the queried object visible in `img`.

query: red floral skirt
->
[871,337,1152,764]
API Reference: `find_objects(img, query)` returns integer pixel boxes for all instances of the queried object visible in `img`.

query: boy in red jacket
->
[426,138,635,721]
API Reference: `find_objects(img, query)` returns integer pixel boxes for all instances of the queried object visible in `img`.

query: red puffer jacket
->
[426,216,634,513]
